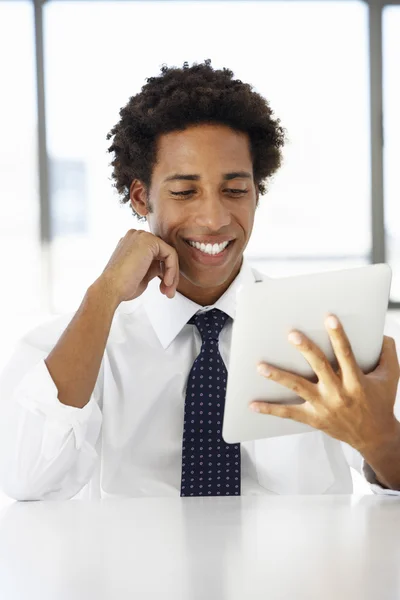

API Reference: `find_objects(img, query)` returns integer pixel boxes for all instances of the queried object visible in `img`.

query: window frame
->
[3,0,399,309]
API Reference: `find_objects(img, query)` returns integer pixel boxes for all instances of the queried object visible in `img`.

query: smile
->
[187,240,231,256]
[183,239,235,266]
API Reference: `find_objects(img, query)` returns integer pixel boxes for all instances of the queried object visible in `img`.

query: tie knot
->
[189,308,230,341]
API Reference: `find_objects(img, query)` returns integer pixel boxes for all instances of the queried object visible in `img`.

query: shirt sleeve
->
[342,312,400,496]
[0,314,103,501]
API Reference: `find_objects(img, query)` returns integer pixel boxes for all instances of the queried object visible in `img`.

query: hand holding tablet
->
[222,263,394,443]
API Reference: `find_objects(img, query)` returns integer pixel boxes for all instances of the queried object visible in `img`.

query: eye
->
[170,189,248,197]
[170,190,194,196]
[225,189,248,194]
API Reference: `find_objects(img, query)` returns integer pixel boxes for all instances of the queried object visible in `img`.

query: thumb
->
[374,336,399,376]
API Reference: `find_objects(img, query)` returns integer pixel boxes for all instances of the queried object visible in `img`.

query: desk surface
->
[0,495,399,600]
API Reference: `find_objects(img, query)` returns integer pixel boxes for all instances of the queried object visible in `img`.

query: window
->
[0,2,41,313]
[383,6,400,302]
[44,0,370,312]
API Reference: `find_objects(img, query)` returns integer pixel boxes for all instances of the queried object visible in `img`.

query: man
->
[0,60,399,500]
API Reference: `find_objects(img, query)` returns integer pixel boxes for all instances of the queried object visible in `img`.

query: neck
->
[177,259,242,306]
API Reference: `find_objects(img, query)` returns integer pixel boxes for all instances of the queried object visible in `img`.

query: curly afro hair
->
[106,59,286,221]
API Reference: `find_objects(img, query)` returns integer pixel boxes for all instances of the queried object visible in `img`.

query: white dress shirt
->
[0,257,399,501]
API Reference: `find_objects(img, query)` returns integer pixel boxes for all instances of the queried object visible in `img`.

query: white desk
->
[0,495,399,600]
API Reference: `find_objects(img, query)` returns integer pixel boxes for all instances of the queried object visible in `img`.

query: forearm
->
[45,277,119,409]
[0,390,102,500]
[359,419,400,490]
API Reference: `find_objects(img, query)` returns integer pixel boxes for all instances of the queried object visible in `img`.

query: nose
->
[194,195,231,231]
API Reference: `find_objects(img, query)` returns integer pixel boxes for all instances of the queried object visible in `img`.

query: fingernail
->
[250,403,261,412]
[288,332,303,345]
[258,364,272,377]
[327,316,339,329]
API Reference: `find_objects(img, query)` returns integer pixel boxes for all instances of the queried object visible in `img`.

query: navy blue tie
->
[180,308,241,497]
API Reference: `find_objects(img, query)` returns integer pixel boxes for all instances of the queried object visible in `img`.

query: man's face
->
[131,123,258,302]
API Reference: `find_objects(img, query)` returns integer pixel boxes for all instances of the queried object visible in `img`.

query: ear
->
[130,179,149,218]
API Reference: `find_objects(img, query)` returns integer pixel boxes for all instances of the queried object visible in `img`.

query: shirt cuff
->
[362,459,400,496]
[13,359,97,450]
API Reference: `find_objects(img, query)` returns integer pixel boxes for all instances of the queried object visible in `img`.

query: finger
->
[172,259,180,292]
[166,251,180,295]
[257,363,317,403]
[156,240,178,289]
[158,267,177,298]
[144,261,163,284]
[249,399,312,426]
[156,263,169,296]
[159,278,174,298]
[324,314,363,388]
[288,330,339,390]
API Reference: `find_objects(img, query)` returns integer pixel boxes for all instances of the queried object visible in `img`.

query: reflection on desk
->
[0,495,399,600]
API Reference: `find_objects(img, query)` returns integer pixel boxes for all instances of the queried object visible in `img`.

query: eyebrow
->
[163,171,252,183]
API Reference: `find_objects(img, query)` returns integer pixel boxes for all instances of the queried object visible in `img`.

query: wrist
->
[359,419,400,457]
[89,276,121,313]
[358,419,400,490]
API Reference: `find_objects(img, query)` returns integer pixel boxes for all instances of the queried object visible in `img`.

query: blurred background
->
[0,0,399,499]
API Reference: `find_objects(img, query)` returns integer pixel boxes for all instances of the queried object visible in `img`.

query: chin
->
[182,264,237,289]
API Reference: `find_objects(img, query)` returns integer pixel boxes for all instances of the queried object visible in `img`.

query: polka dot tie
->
[180,308,241,497]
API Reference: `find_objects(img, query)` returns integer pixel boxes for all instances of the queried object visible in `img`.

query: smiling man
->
[129,124,258,306]
[0,59,399,500]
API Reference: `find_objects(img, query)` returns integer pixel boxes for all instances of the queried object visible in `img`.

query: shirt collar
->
[132,256,261,349]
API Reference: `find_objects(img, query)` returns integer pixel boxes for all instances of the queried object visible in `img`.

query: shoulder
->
[17,294,146,353]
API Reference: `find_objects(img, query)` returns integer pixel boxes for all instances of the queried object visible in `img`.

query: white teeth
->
[188,240,230,255]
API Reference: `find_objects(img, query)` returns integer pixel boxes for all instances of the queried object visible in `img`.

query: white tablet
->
[222,263,392,443]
